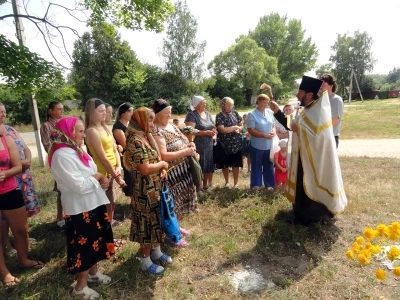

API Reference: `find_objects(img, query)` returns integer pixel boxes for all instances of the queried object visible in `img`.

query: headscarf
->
[190,95,205,111]
[48,117,92,167]
[116,102,133,120]
[151,99,170,114]
[126,107,160,157]
[94,99,104,108]
[221,97,237,125]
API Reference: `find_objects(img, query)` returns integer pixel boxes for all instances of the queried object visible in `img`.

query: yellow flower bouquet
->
[346,222,400,281]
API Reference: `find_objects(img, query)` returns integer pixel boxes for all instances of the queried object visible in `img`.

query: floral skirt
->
[65,205,114,274]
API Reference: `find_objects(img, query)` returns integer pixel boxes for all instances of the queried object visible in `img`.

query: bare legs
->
[0,208,43,286]
[0,212,17,286]
[75,264,99,291]
[222,167,240,186]
[1,222,14,254]
[105,181,115,223]
[202,173,214,189]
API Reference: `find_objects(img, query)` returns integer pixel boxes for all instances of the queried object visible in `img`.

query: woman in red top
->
[0,135,44,287]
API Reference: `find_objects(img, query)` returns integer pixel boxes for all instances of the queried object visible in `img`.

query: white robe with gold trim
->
[284,91,347,214]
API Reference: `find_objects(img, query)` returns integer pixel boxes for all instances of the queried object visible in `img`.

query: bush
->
[378,90,389,99]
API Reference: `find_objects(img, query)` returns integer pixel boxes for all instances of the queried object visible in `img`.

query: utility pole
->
[12,0,46,166]
[348,67,364,104]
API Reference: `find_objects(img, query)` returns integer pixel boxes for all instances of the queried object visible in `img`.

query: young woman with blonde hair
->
[84,99,126,228]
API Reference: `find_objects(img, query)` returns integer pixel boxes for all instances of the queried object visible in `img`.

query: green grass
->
[1,156,400,299]
[341,98,400,139]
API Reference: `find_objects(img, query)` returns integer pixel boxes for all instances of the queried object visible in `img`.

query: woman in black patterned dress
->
[215,97,243,189]
[151,99,198,218]
[124,107,172,275]
[184,96,216,193]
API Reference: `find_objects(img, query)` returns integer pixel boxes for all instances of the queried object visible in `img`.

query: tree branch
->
[0,0,87,69]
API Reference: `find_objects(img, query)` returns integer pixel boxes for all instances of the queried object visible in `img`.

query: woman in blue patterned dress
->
[0,103,40,255]
[184,96,216,193]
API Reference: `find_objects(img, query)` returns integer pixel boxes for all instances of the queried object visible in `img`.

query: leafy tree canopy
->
[0,34,63,91]
[84,0,175,33]
[250,13,318,98]
[0,0,174,92]
[0,83,76,124]
[330,30,376,95]
[208,35,280,105]
[387,67,400,84]
[70,23,146,108]
[161,0,206,84]
[315,63,334,79]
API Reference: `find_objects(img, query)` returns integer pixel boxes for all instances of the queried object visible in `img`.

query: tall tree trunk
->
[245,89,252,106]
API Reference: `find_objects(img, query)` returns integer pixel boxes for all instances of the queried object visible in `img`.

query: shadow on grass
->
[0,222,160,299]
[217,209,341,294]
[201,187,276,208]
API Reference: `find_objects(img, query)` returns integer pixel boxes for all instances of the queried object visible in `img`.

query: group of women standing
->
[0,103,43,288]
[0,93,279,295]
[185,93,277,194]
[42,98,199,297]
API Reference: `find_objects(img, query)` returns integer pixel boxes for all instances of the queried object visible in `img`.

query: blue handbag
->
[160,181,182,243]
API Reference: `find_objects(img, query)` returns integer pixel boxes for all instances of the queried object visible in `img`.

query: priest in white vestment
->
[283,76,347,225]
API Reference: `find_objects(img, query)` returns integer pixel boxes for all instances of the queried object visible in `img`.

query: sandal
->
[87,272,111,284]
[151,253,173,265]
[2,276,20,288]
[141,263,164,276]
[72,286,99,299]
[165,237,188,248]
[20,260,45,269]
[179,227,190,237]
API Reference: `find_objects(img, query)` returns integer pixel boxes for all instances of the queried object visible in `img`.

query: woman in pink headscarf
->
[49,117,114,299]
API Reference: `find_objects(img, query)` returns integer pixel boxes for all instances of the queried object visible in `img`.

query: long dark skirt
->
[293,157,334,225]
[123,166,134,197]
[65,205,114,274]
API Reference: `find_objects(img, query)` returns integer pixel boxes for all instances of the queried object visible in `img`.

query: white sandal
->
[72,286,99,299]
[87,272,111,284]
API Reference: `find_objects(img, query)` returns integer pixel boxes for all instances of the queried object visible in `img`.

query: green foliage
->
[140,65,188,112]
[378,90,389,99]
[161,0,206,85]
[315,63,334,78]
[387,67,400,84]
[0,83,76,124]
[169,95,190,115]
[83,0,175,33]
[208,35,280,105]
[250,13,318,98]
[330,31,376,95]
[206,75,245,106]
[0,35,63,91]
[70,24,146,108]
[359,75,376,93]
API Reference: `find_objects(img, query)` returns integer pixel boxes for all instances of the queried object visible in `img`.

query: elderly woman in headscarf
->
[215,97,243,189]
[49,117,114,299]
[123,108,172,275]
[152,99,196,245]
[184,96,216,195]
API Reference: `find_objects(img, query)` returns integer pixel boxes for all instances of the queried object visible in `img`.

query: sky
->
[1,0,400,77]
